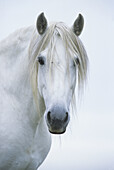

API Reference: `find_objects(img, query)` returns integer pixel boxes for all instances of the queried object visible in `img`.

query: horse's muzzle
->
[45,105,69,134]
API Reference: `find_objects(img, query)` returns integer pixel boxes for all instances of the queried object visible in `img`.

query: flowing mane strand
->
[28,22,88,115]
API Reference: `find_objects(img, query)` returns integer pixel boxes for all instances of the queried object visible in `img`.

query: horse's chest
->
[0,111,51,170]
[0,118,33,169]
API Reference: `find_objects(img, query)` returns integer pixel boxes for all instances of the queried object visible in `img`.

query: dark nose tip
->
[46,106,69,134]
[47,111,69,124]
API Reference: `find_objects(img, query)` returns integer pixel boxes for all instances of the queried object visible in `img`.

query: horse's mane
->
[28,22,88,115]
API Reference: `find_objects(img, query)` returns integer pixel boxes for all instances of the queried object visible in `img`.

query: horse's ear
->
[36,12,48,35]
[72,14,84,36]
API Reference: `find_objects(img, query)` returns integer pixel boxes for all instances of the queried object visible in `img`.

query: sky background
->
[0,0,114,169]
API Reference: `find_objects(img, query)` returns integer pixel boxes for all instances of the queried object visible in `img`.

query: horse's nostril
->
[47,111,51,122]
[64,112,69,123]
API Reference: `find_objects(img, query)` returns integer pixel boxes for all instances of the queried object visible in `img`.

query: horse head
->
[30,13,87,134]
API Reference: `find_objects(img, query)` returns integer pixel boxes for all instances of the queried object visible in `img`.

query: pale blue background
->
[0,0,114,169]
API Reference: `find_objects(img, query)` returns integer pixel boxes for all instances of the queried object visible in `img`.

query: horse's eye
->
[38,56,45,65]
[73,57,80,66]
[76,58,80,65]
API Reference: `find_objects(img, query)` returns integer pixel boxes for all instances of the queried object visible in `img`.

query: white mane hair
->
[28,22,88,115]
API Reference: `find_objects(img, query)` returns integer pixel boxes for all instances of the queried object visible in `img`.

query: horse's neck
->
[0,27,32,100]
[0,26,42,125]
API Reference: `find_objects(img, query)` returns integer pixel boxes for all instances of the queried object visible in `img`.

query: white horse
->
[0,13,88,170]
